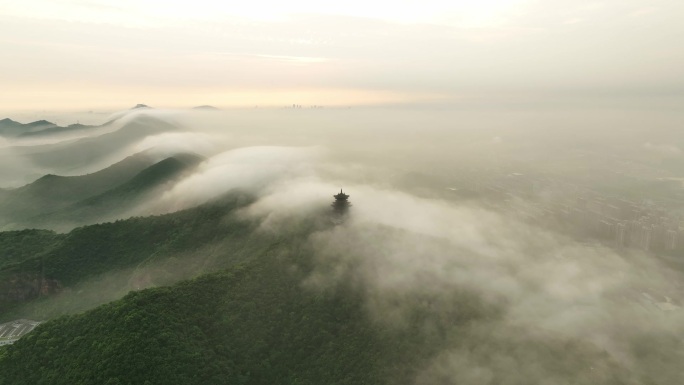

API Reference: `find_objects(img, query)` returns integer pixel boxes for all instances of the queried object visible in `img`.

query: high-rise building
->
[665,230,677,251]
[615,223,626,248]
[640,226,652,251]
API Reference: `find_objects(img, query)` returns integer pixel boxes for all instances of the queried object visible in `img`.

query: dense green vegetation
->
[0,192,261,320]
[0,246,387,385]
[33,154,202,228]
[0,221,638,385]
[0,152,157,227]
[0,156,646,384]
[0,178,647,385]
[0,230,62,269]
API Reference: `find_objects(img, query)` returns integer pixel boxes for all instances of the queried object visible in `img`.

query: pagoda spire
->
[332,188,351,215]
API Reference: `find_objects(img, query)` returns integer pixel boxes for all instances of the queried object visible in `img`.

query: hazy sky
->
[1,0,683,111]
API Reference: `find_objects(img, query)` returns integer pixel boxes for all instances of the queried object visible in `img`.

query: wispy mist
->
[2,105,684,383]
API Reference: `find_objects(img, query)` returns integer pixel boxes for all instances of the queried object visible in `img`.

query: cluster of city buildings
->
[557,196,680,252]
[466,172,683,253]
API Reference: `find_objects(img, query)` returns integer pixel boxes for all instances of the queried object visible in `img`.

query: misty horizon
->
[2,0,683,110]
[2,1,684,384]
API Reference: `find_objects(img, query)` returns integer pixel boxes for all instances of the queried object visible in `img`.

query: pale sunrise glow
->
[3,1,684,383]
[1,85,443,112]
[1,0,525,26]
[1,0,683,111]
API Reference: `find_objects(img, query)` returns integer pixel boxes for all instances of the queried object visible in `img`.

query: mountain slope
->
[0,224,637,385]
[0,192,260,320]
[0,190,642,385]
[0,230,61,270]
[29,153,203,229]
[0,119,58,137]
[0,152,161,226]
[17,123,97,138]
[0,262,383,385]
[12,114,176,173]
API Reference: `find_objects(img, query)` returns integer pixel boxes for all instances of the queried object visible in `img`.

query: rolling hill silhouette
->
[0,152,160,224]
[17,123,97,138]
[0,119,59,137]
[31,153,204,229]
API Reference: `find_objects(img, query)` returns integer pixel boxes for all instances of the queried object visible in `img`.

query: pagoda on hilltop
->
[332,189,351,215]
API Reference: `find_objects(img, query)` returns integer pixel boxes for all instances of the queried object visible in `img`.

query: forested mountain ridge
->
[0,108,680,384]
[0,259,384,385]
[0,152,159,223]
[29,153,204,230]
[0,191,264,321]
[0,152,203,231]
[0,218,636,385]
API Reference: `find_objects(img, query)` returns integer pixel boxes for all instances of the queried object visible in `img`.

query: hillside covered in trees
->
[2,106,683,384]
[0,232,636,385]
[0,191,641,385]
[0,192,269,321]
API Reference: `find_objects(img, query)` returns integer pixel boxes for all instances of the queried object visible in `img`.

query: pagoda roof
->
[334,189,349,199]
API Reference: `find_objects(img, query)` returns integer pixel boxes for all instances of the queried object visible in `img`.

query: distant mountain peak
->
[193,105,220,110]
[66,123,89,128]
[26,120,56,127]
[132,104,152,109]
[0,118,58,137]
